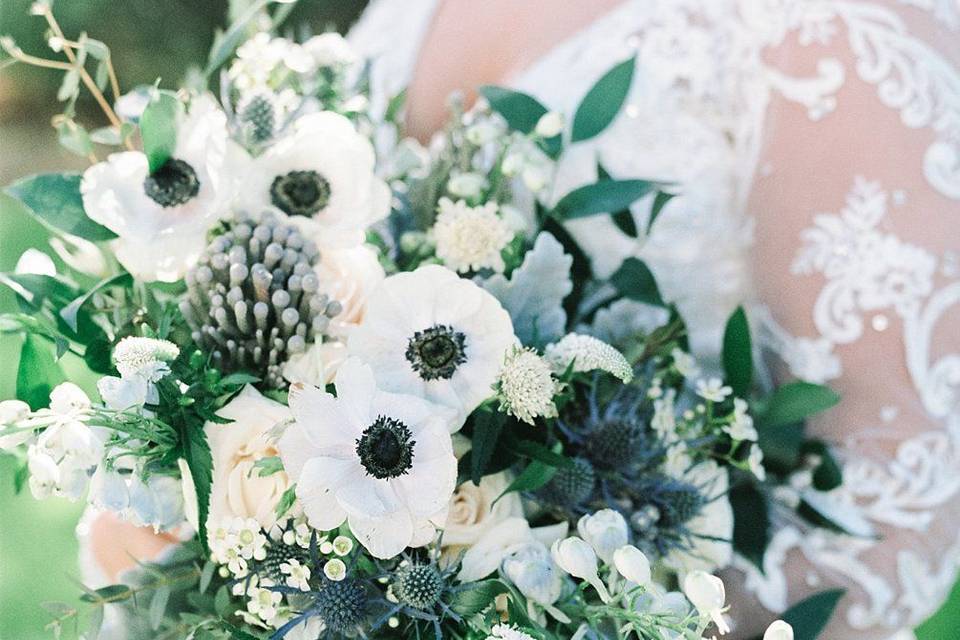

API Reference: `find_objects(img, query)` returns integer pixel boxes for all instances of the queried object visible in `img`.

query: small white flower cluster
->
[97,337,179,411]
[1,384,103,500]
[495,347,562,424]
[544,333,634,383]
[431,197,514,274]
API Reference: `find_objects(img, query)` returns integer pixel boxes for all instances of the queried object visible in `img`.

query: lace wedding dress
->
[349,1,960,638]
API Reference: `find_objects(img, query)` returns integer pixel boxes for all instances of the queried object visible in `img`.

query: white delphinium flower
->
[15,248,56,275]
[724,398,758,441]
[124,472,186,531]
[577,509,629,563]
[695,378,733,403]
[447,171,488,201]
[682,571,730,634]
[495,347,561,425]
[348,265,516,427]
[748,444,766,481]
[488,624,536,640]
[612,545,651,586]
[240,111,390,248]
[431,198,513,274]
[278,358,458,558]
[534,112,564,138]
[544,333,633,383]
[81,94,229,282]
[0,399,32,449]
[302,32,358,69]
[671,347,701,379]
[281,558,311,591]
[764,620,794,640]
[500,541,569,623]
[25,383,102,500]
[551,537,611,602]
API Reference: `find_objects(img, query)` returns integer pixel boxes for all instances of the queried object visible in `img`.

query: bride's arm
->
[735,3,960,637]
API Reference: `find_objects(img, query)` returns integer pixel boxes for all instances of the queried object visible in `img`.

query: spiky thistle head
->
[537,457,596,508]
[393,563,445,610]
[314,578,369,633]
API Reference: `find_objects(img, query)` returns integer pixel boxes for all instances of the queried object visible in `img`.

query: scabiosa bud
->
[315,578,368,633]
[538,457,595,507]
[394,563,444,610]
[180,211,341,387]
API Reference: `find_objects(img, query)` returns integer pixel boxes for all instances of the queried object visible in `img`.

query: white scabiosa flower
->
[495,347,560,424]
[278,358,458,559]
[81,94,229,282]
[695,377,733,403]
[240,111,390,248]
[431,198,513,274]
[544,333,633,383]
[348,265,516,427]
[113,336,180,380]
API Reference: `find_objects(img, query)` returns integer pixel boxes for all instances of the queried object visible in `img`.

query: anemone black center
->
[270,170,331,217]
[143,158,200,207]
[355,416,415,479]
[405,324,467,380]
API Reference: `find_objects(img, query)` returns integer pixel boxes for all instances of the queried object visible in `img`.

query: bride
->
[348,1,959,638]
[80,1,958,638]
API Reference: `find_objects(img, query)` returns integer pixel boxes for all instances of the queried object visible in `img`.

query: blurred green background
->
[0,1,957,638]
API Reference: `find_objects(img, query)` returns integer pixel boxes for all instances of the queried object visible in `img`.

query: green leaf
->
[275,484,297,519]
[479,85,548,135]
[213,584,231,617]
[730,483,770,570]
[611,257,665,307]
[60,273,132,333]
[199,560,216,594]
[149,585,170,630]
[498,460,557,500]
[780,589,845,640]
[506,437,574,469]
[140,89,182,173]
[470,411,506,485]
[56,120,93,157]
[179,419,214,549]
[4,173,116,241]
[551,179,656,221]
[722,306,753,397]
[450,579,509,616]
[648,190,675,233]
[205,0,287,78]
[759,382,840,429]
[79,584,131,603]
[252,455,283,477]
[16,335,66,410]
[597,163,637,238]
[572,56,635,142]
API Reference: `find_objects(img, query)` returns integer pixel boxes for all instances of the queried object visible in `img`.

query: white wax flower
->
[551,536,611,602]
[612,545,651,586]
[682,570,730,634]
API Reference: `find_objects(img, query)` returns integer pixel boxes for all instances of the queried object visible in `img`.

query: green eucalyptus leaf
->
[498,460,557,500]
[780,589,845,640]
[648,190,676,233]
[4,173,117,241]
[450,579,509,616]
[551,179,656,220]
[611,257,665,307]
[56,120,93,157]
[722,306,753,397]
[572,56,636,142]
[57,70,80,102]
[79,584,131,603]
[479,85,548,134]
[760,382,840,429]
[149,585,170,630]
[60,273,132,333]
[140,89,182,173]
[730,483,770,571]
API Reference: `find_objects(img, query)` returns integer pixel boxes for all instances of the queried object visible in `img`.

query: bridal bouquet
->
[0,3,849,639]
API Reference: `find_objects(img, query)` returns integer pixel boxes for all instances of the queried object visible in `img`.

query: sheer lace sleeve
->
[736,3,960,638]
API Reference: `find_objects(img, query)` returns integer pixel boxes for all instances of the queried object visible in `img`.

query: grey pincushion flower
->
[179,211,341,387]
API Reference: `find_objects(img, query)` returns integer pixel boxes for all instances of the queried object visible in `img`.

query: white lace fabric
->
[348,1,960,638]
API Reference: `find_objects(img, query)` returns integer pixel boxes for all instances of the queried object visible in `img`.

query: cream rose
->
[281,341,348,387]
[205,386,292,533]
[315,244,385,338]
[440,472,523,555]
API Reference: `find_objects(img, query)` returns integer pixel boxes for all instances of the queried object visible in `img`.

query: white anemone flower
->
[240,111,390,248]
[347,265,516,428]
[278,358,458,559]
[81,94,229,282]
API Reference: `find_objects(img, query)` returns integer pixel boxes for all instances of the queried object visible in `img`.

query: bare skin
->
[404,0,626,142]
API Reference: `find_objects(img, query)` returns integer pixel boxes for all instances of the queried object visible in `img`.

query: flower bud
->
[534,111,564,138]
[501,542,563,607]
[577,509,629,562]
[612,545,650,586]
[763,620,794,640]
[682,570,730,634]
[551,537,610,602]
